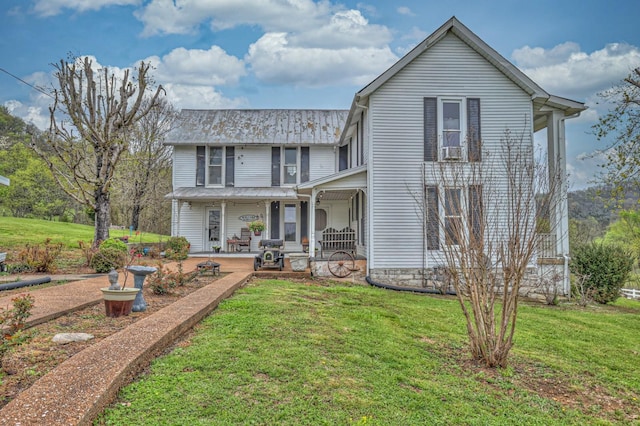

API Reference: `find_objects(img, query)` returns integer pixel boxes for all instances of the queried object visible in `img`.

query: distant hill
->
[568,185,640,226]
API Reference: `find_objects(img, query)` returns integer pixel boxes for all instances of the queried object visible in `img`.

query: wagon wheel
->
[328,251,355,278]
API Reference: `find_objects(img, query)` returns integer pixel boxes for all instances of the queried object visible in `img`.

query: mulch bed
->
[0,273,219,409]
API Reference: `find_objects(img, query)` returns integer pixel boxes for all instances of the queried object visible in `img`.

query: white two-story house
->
[166,17,585,293]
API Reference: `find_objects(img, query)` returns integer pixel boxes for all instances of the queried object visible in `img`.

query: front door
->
[207,209,221,251]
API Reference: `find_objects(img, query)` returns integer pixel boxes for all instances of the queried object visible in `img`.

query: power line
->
[0,67,55,99]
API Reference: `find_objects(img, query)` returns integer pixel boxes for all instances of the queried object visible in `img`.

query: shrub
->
[570,242,634,304]
[165,236,190,261]
[146,261,196,295]
[0,294,36,361]
[90,247,127,273]
[17,238,63,273]
[100,238,128,253]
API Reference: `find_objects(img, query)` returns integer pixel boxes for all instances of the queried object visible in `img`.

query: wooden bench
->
[319,227,356,258]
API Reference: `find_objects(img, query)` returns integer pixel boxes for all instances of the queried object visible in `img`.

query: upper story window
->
[272,146,310,186]
[284,147,297,184]
[424,97,481,162]
[208,147,223,185]
[196,146,234,187]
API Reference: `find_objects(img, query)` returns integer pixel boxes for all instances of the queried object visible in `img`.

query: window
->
[284,148,297,184]
[284,204,296,241]
[424,97,481,162]
[442,101,461,147]
[339,144,349,171]
[426,186,483,249]
[444,188,462,246]
[272,147,310,186]
[208,147,223,185]
[197,146,234,186]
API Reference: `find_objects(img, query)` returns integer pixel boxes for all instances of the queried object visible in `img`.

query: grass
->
[98,279,640,425]
[0,217,169,272]
[0,217,166,250]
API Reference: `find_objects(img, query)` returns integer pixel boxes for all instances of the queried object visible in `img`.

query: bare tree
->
[111,98,177,232]
[32,56,164,245]
[417,129,562,367]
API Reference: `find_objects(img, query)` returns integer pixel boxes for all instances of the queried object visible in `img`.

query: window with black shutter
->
[225,146,234,187]
[424,98,438,161]
[467,98,482,162]
[196,146,205,186]
[271,147,281,187]
[426,186,439,250]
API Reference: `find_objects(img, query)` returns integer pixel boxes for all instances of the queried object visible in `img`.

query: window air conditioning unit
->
[442,146,462,160]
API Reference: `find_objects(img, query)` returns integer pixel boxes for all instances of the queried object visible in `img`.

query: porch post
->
[176,199,183,236]
[547,111,571,296]
[220,201,227,251]
[309,189,317,259]
[265,201,270,239]
[546,111,569,256]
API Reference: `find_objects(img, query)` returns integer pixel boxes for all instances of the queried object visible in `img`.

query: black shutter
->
[339,144,349,171]
[196,146,205,186]
[301,147,310,183]
[225,146,234,187]
[469,185,483,245]
[300,201,308,240]
[270,201,280,239]
[424,98,438,162]
[426,186,439,250]
[271,147,281,187]
[467,98,481,162]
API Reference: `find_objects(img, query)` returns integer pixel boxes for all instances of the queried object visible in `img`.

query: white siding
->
[173,146,196,188]
[369,33,533,269]
[177,203,206,252]
[234,146,272,187]
[309,146,336,181]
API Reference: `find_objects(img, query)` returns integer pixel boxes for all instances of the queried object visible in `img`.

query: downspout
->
[366,276,456,295]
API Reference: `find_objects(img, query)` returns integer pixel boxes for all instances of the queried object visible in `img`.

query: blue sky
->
[1,0,639,189]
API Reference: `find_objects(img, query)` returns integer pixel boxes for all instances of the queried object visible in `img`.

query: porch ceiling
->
[317,190,356,201]
[165,186,299,201]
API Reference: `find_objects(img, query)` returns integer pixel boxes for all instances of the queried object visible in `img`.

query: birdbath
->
[126,265,157,312]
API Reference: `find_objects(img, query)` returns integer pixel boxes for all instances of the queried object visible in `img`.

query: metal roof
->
[165,186,299,201]
[167,109,349,146]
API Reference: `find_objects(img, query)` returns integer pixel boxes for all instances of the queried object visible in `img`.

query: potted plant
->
[101,268,140,318]
[301,237,309,253]
[100,248,156,317]
[249,220,265,236]
[212,243,221,253]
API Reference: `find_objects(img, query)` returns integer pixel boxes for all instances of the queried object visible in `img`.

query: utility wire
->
[0,67,54,99]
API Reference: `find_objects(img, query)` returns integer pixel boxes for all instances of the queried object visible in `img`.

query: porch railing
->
[537,233,556,259]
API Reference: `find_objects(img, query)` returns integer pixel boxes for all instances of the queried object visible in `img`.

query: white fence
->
[621,288,640,299]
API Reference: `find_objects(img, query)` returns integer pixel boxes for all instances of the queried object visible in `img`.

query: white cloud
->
[135,0,333,36]
[144,46,246,86]
[32,0,140,17]
[4,100,49,130]
[246,32,397,87]
[397,6,415,16]
[162,84,248,110]
[512,42,640,100]
[290,9,392,49]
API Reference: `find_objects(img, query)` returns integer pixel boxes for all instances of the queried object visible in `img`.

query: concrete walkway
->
[0,257,280,425]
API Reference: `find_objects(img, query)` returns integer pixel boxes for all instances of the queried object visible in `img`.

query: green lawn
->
[0,217,166,250]
[98,279,640,425]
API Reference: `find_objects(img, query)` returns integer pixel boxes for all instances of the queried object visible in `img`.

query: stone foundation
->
[369,264,567,298]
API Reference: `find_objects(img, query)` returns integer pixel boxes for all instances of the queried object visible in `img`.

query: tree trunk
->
[94,191,111,246]
[131,202,142,231]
